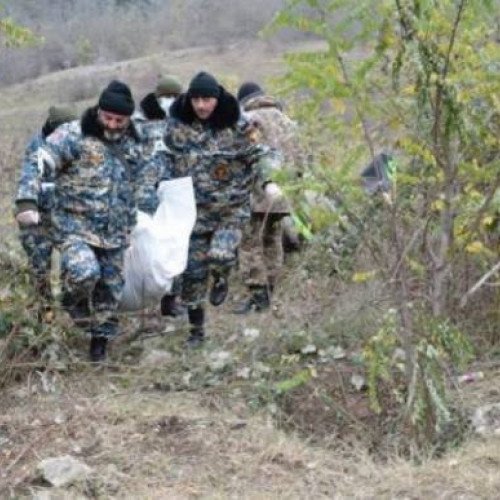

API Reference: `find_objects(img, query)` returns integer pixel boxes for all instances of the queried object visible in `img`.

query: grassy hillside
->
[0,39,325,236]
[1,39,499,498]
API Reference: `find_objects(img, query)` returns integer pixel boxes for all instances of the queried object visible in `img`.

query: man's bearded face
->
[97,109,130,141]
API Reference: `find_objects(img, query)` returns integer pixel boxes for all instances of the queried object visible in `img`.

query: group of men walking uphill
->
[14,71,303,362]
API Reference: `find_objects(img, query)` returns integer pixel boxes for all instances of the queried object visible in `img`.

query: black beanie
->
[98,80,135,116]
[188,72,220,98]
[237,82,263,103]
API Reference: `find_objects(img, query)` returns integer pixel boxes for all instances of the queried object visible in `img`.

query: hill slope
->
[1,39,499,499]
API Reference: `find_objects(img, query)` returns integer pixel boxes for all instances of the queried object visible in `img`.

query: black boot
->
[89,336,108,362]
[209,272,228,307]
[160,294,186,317]
[232,286,270,315]
[186,306,205,348]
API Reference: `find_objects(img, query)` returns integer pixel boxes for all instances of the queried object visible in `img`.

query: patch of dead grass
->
[2,372,500,498]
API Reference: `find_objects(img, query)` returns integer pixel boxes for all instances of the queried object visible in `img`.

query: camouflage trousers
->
[19,220,53,301]
[60,239,124,338]
[182,227,242,307]
[238,213,284,289]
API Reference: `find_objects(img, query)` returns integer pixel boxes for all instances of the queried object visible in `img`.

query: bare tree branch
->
[459,261,500,308]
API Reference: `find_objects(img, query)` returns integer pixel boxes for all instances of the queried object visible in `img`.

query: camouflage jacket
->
[16,132,54,215]
[242,94,305,171]
[132,116,170,215]
[164,92,272,234]
[16,108,149,249]
[241,95,301,214]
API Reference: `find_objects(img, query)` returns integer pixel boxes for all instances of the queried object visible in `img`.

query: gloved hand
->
[16,210,40,227]
[264,182,283,202]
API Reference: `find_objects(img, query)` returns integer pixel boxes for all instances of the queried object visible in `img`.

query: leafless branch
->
[459,261,500,308]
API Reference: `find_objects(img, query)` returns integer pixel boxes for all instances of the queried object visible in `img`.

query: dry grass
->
[1,368,499,499]
[1,37,499,500]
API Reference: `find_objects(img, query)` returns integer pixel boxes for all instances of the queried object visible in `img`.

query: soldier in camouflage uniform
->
[233,82,303,314]
[163,72,275,346]
[132,76,187,317]
[15,105,77,305]
[15,80,150,362]
[133,75,187,317]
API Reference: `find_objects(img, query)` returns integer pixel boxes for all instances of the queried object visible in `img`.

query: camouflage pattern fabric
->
[60,239,124,338]
[242,94,305,175]
[17,110,153,337]
[19,118,140,249]
[19,220,53,300]
[239,94,303,288]
[16,133,55,299]
[181,230,238,307]
[207,227,242,265]
[181,232,211,307]
[238,213,283,289]
[164,118,271,307]
[133,118,170,215]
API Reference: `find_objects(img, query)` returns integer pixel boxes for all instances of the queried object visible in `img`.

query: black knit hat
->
[237,82,263,103]
[188,72,220,99]
[98,80,135,116]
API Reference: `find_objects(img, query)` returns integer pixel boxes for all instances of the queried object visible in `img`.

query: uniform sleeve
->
[243,138,277,188]
[43,127,79,171]
[15,136,43,210]
[134,153,166,215]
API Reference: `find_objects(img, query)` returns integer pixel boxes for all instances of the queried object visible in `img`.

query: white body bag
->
[119,177,196,311]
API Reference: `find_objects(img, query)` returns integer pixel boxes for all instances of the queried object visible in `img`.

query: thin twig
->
[459,261,500,308]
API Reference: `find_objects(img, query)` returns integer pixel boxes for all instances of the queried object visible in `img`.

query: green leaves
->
[0,12,41,48]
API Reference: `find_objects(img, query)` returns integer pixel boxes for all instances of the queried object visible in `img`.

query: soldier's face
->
[191,97,218,120]
[98,109,130,141]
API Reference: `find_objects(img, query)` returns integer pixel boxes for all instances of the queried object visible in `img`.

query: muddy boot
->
[209,272,228,307]
[232,286,270,315]
[160,294,186,317]
[89,336,108,362]
[186,306,205,348]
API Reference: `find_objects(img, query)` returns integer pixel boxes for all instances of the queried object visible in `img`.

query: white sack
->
[120,176,196,311]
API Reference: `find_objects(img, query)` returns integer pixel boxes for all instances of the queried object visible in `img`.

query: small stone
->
[38,455,91,487]
[301,344,317,355]
[330,346,346,360]
[350,373,367,391]
[236,367,251,380]
[182,372,192,385]
[208,351,232,372]
[472,403,500,436]
[53,414,65,425]
[392,348,406,361]
[243,328,260,340]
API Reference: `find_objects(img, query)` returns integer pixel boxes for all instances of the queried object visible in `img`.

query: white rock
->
[301,344,317,355]
[471,403,500,437]
[243,328,260,340]
[38,455,91,487]
[330,346,346,360]
[208,351,232,372]
[350,373,367,391]
[53,414,65,425]
[236,367,251,380]
[30,490,52,500]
